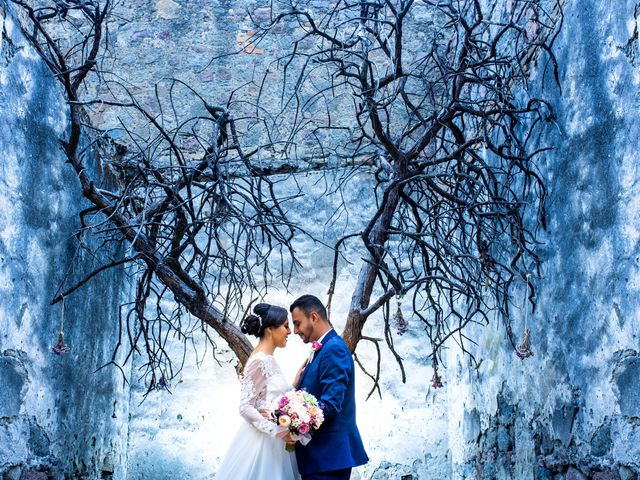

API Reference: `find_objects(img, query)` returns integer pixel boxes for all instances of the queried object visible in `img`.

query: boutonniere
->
[311,340,323,352]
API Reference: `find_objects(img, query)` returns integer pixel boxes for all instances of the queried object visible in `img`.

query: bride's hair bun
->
[240,303,288,338]
[240,314,262,336]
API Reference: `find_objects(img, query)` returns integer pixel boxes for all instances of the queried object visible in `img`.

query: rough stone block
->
[154,0,180,20]
[3,466,22,480]
[369,461,415,480]
[497,392,515,426]
[27,420,50,458]
[463,409,481,443]
[590,423,612,457]
[539,427,555,455]
[18,472,47,480]
[614,356,640,417]
[592,471,621,480]
[0,418,29,465]
[619,466,637,480]
[253,7,272,22]
[484,426,498,450]
[552,402,578,447]
[0,352,28,417]
[482,458,497,479]
[497,424,513,452]
[566,467,587,480]
[536,466,554,480]
[496,456,513,479]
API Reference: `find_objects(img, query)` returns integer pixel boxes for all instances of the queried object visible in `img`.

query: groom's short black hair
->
[290,294,328,321]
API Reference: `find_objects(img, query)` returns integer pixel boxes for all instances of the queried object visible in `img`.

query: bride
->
[215,303,301,480]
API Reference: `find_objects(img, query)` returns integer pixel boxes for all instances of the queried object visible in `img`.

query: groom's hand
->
[283,432,297,445]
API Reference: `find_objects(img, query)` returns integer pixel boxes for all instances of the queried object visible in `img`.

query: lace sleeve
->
[239,356,289,439]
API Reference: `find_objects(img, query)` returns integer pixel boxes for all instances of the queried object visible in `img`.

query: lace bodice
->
[239,352,291,438]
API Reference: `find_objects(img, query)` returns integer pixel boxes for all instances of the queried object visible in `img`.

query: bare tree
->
[10,0,561,394]
[9,0,306,395]
[245,0,561,389]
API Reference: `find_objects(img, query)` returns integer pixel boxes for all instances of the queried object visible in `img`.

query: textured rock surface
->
[447,0,640,478]
[0,2,129,478]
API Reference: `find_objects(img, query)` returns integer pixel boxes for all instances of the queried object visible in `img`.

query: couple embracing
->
[215,295,369,480]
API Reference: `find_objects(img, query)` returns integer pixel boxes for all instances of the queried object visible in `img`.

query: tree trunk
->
[341,182,403,351]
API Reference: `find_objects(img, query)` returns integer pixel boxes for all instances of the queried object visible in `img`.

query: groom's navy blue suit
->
[296,329,368,479]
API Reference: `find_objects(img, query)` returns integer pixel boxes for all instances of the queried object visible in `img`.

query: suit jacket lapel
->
[298,358,311,387]
[299,330,338,388]
[309,329,337,367]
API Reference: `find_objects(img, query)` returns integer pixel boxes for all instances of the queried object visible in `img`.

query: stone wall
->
[447,0,640,478]
[0,3,130,479]
[3,0,640,478]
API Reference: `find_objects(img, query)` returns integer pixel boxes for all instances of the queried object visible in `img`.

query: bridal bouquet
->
[273,389,324,450]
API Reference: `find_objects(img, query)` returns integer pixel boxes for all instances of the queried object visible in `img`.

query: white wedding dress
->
[215,352,300,479]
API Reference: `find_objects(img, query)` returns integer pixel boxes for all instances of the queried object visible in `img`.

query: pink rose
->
[311,340,323,352]
[298,423,310,435]
[278,396,289,408]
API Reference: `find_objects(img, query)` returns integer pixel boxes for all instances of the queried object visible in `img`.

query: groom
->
[290,295,368,480]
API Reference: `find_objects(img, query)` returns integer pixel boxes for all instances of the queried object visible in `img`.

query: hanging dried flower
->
[156,375,169,390]
[515,327,534,360]
[52,296,71,355]
[430,359,444,388]
[393,298,408,335]
[52,332,71,356]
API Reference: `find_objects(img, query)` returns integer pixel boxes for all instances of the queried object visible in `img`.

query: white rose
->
[278,415,292,428]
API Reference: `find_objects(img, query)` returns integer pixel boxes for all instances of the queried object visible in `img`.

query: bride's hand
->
[259,408,273,420]
[292,359,308,388]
